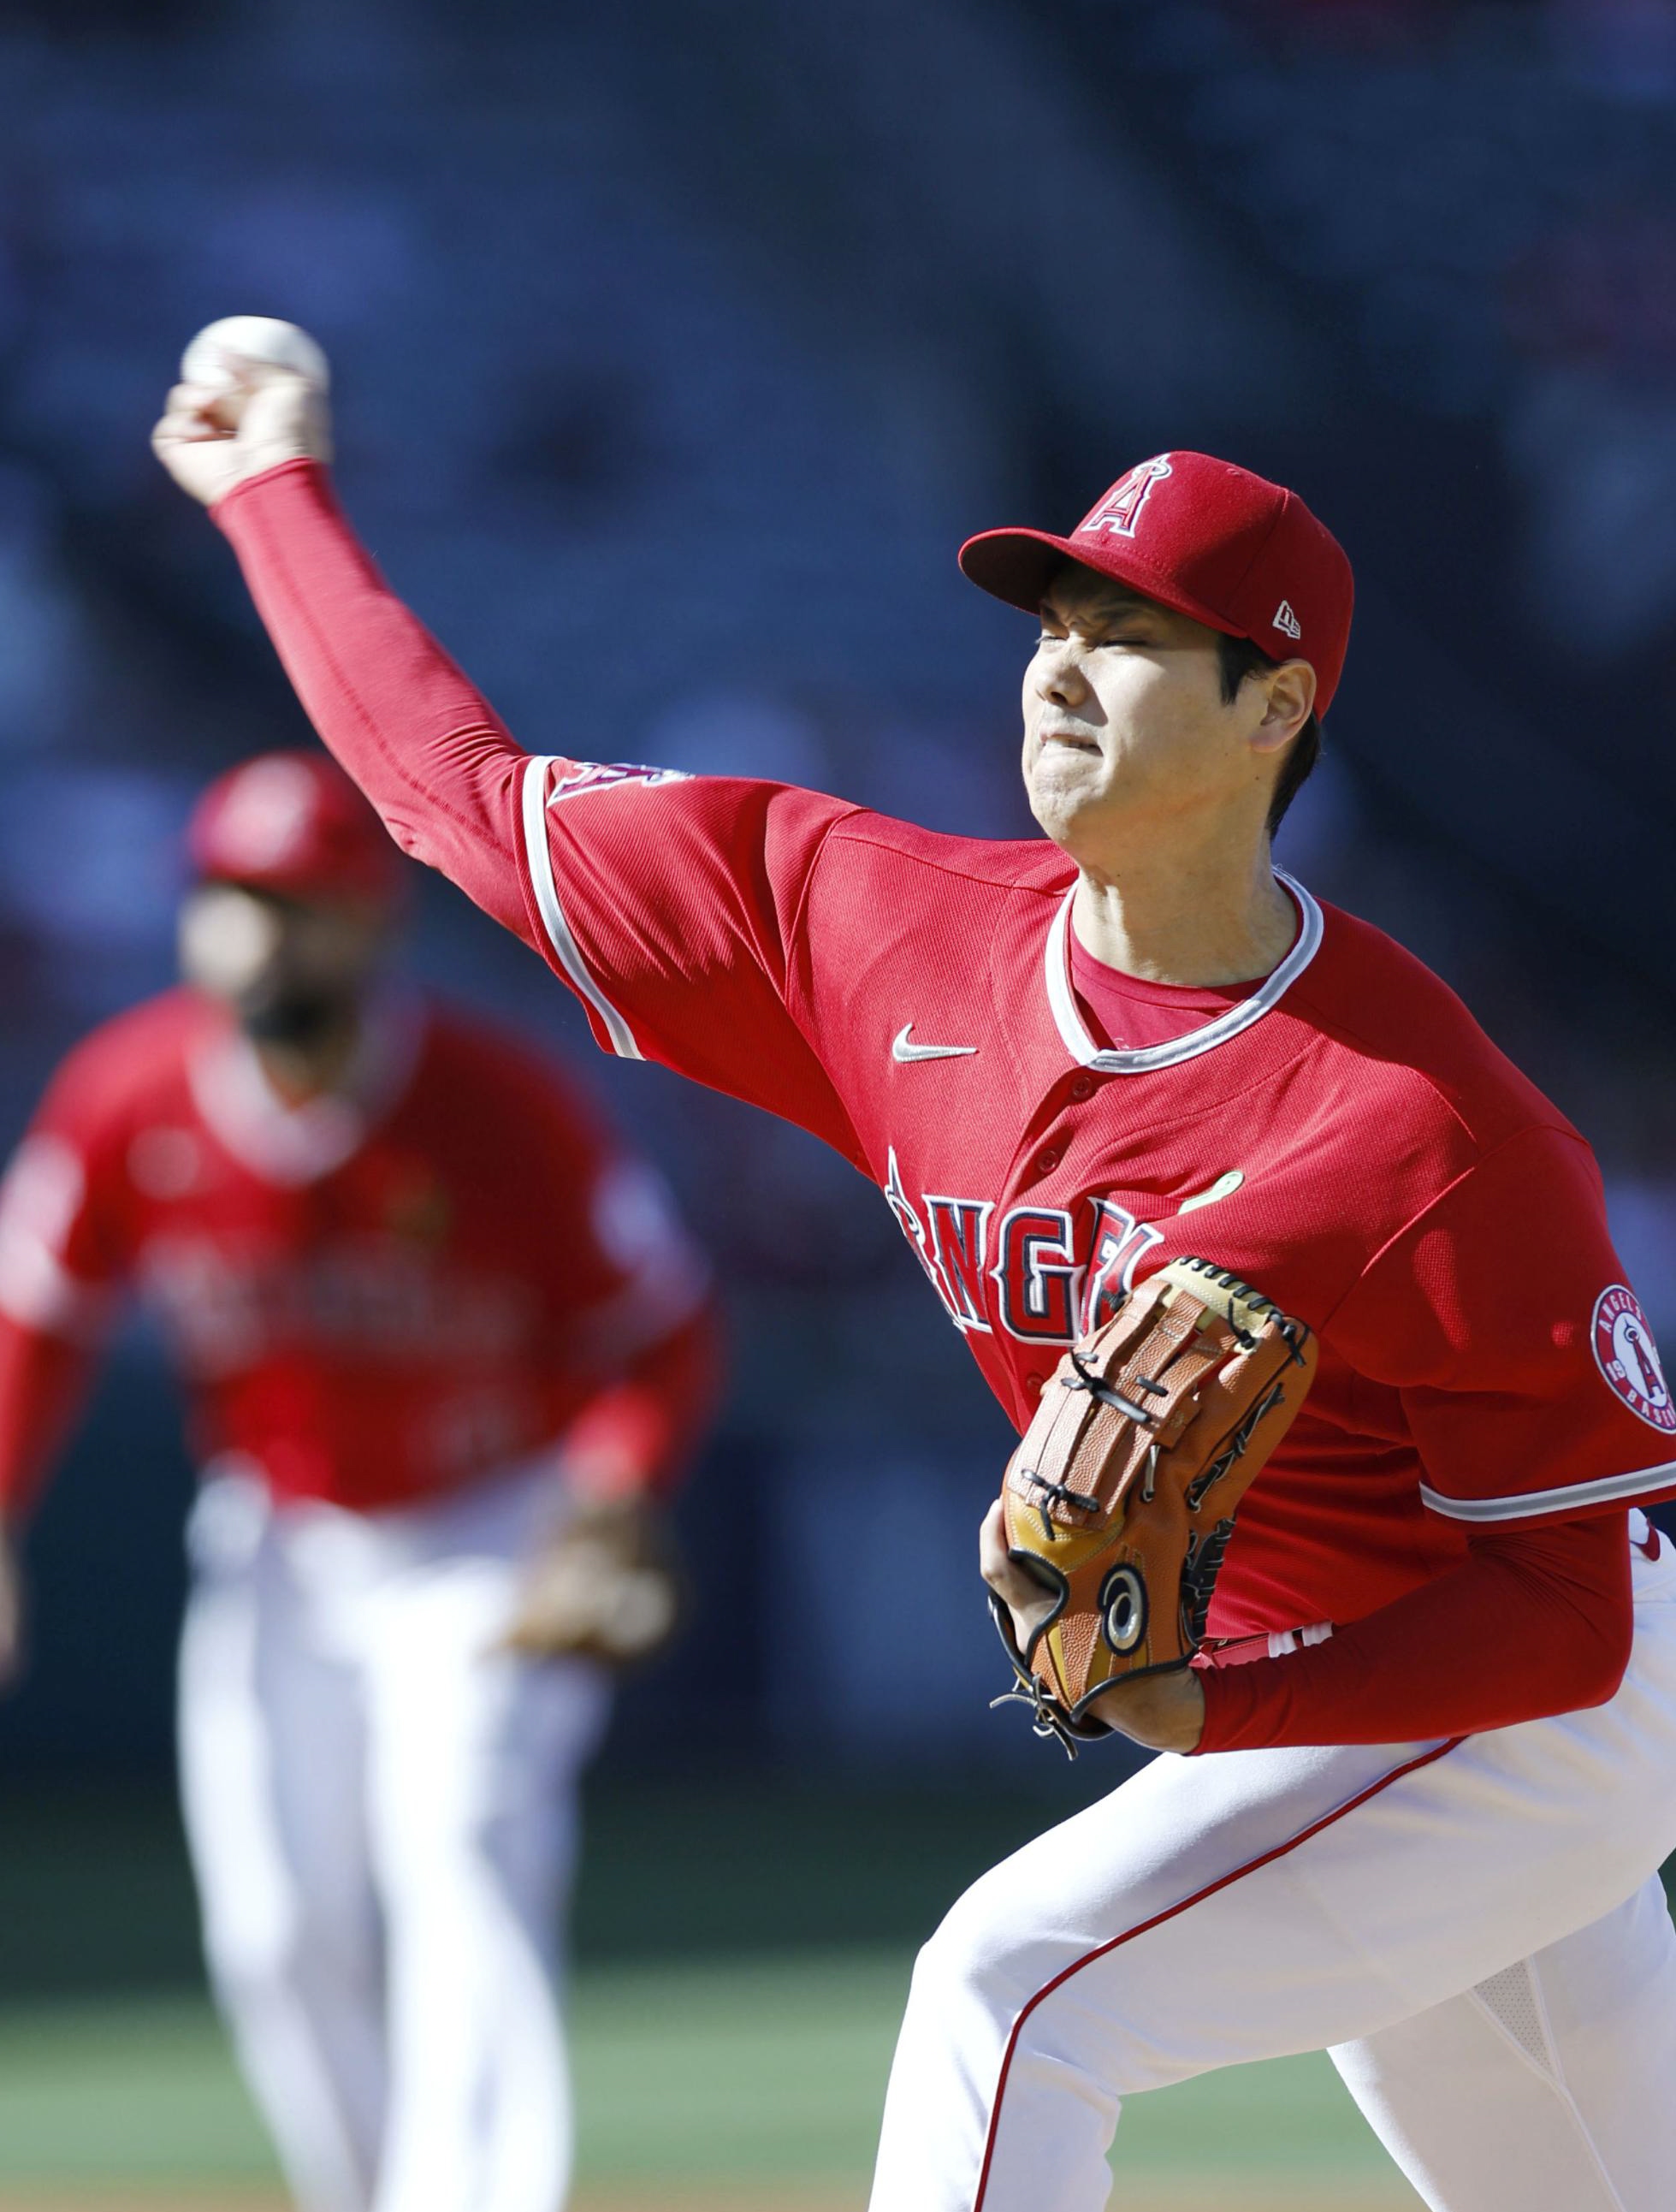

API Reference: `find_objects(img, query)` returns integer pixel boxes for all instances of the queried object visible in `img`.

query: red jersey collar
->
[1044,871,1324,1075]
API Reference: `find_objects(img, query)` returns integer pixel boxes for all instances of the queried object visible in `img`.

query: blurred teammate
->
[0,751,721,2212]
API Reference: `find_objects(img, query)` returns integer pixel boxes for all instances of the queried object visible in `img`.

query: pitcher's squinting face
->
[1022,566,1287,858]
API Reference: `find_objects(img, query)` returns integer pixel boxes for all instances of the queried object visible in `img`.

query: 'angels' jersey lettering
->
[992,1207,1081,1344]
[1087,1201,1166,1329]
[924,1195,992,1331]
[892,1175,1181,1344]
[505,763,1676,1636]
[548,761,690,804]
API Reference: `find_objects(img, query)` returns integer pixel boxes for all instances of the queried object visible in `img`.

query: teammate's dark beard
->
[237,982,358,1048]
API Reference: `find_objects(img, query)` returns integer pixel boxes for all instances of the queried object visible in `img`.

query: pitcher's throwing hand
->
[152,317,331,507]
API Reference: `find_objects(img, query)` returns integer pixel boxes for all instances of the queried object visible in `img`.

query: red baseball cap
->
[959,451,1353,717]
[188,750,405,907]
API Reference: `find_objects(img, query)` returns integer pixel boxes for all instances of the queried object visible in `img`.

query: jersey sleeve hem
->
[1419,1463,1676,1523]
[518,756,645,1060]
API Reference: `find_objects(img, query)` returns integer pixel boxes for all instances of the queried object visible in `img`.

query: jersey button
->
[1069,1076,1094,1101]
[1036,1147,1061,1174]
[1025,1371,1046,1395]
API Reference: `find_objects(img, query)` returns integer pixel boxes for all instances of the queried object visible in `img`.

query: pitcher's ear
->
[1250,659,1316,756]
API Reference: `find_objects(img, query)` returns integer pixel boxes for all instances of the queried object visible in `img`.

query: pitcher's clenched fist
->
[151,320,333,507]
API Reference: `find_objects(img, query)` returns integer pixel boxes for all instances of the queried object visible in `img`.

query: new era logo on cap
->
[958,450,1354,716]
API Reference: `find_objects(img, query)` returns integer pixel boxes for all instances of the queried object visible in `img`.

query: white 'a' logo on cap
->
[1273,600,1302,640]
[216,758,318,867]
[1078,456,1173,541]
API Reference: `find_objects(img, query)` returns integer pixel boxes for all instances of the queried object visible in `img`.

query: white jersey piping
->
[519,756,643,1061]
[1421,1465,1676,1523]
[1044,870,1324,1075]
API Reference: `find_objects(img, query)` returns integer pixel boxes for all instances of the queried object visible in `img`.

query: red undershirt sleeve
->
[214,460,536,946]
[213,462,868,1160]
[1194,1509,1635,1752]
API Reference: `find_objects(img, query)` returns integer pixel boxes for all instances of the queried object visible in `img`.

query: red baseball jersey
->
[201,461,1657,1745]
[0,988,712,1513]
[504,762,1676,1637]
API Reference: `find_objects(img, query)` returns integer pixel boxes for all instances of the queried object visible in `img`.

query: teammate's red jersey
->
[0,986,714,1515]
[206,461,1669,1745]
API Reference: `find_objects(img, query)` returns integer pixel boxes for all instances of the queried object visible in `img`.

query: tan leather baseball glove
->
[501,1497,686,1668]
[991,1257,1317,1754]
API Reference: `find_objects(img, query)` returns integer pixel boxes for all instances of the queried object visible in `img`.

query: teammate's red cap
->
[958,451,1353,717]
[187,750,404,906]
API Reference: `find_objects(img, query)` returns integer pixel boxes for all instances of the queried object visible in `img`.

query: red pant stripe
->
[970,1735,1466,2210]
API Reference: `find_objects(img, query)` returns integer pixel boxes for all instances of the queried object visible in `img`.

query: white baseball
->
[179,316,330,394]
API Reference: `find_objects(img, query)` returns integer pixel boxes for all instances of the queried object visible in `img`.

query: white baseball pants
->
[870,1515,1676,2211]
[177,1466,610,2212]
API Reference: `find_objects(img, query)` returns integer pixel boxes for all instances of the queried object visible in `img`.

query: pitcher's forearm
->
[215,460,536,946]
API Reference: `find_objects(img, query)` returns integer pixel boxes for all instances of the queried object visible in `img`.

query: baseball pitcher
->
[149,352,1676,2212]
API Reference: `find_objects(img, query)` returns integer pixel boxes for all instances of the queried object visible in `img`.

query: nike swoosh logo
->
[1178,1169,1245,1214]
[891,1023,979,1064]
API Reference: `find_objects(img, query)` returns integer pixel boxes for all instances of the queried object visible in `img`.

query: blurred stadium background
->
[2,0,1674,2202]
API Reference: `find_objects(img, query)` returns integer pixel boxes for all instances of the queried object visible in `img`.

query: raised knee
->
[909,1876,1164,2104]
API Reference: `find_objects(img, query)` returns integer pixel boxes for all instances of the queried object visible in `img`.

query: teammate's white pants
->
[870,1517,1676,2212]
[177,1466,610,2212]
